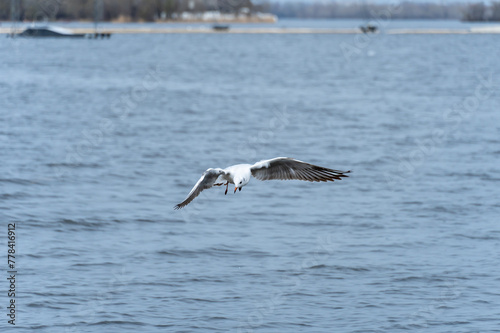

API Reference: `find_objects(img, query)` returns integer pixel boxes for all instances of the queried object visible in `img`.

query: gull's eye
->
[239,181,242,184]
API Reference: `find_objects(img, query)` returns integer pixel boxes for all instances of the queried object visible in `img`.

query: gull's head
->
[233,177,248,193]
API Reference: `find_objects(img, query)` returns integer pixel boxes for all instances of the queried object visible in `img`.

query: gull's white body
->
[174,157,350,209]
[218,164,252,187]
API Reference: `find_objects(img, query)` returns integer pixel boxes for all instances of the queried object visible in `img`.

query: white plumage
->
[174,157,350,209]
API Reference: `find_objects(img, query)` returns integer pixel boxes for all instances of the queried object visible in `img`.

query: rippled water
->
[1,20,500,332]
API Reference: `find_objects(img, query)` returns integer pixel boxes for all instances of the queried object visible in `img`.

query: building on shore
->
[149,0,276,23]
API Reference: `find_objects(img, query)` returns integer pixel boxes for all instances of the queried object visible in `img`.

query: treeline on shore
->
[1,0,500,22]
[462,2,500,21]
[271,1,500,21]
[1,0,269,22]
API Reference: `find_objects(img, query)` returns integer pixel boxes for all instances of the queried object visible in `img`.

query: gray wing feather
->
[250,157,350,182]
[174,169,224,210]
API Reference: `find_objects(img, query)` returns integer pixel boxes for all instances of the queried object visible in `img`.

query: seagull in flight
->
[174,157,350,209]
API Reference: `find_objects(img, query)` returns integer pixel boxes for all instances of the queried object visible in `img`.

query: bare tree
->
[462,2,486,21]
[490,1,500,21]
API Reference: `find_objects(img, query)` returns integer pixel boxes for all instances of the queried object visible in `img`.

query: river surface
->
[1,19,499,332]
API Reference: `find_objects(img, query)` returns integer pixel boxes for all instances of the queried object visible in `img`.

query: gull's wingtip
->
[336,170,351,178]
[174,204,182,210]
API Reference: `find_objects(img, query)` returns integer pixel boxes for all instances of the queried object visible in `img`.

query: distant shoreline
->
[5,18,500,25]
[2,26,500,35]
[0,16,278,25]
[0,19,277,25]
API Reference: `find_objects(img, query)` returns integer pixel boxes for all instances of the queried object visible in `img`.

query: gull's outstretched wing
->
[250,157,350,182]
[174,168,225,210]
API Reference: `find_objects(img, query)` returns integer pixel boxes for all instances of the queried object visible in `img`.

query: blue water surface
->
[1,19,499,333]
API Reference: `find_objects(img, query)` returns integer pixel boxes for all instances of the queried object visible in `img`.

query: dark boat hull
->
[17,27,85,38]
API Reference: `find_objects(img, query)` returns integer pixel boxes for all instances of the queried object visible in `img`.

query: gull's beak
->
[234,187,238,193]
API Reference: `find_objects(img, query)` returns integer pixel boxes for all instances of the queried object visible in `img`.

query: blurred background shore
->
[2,0,500,24]
[3,0,500,35]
